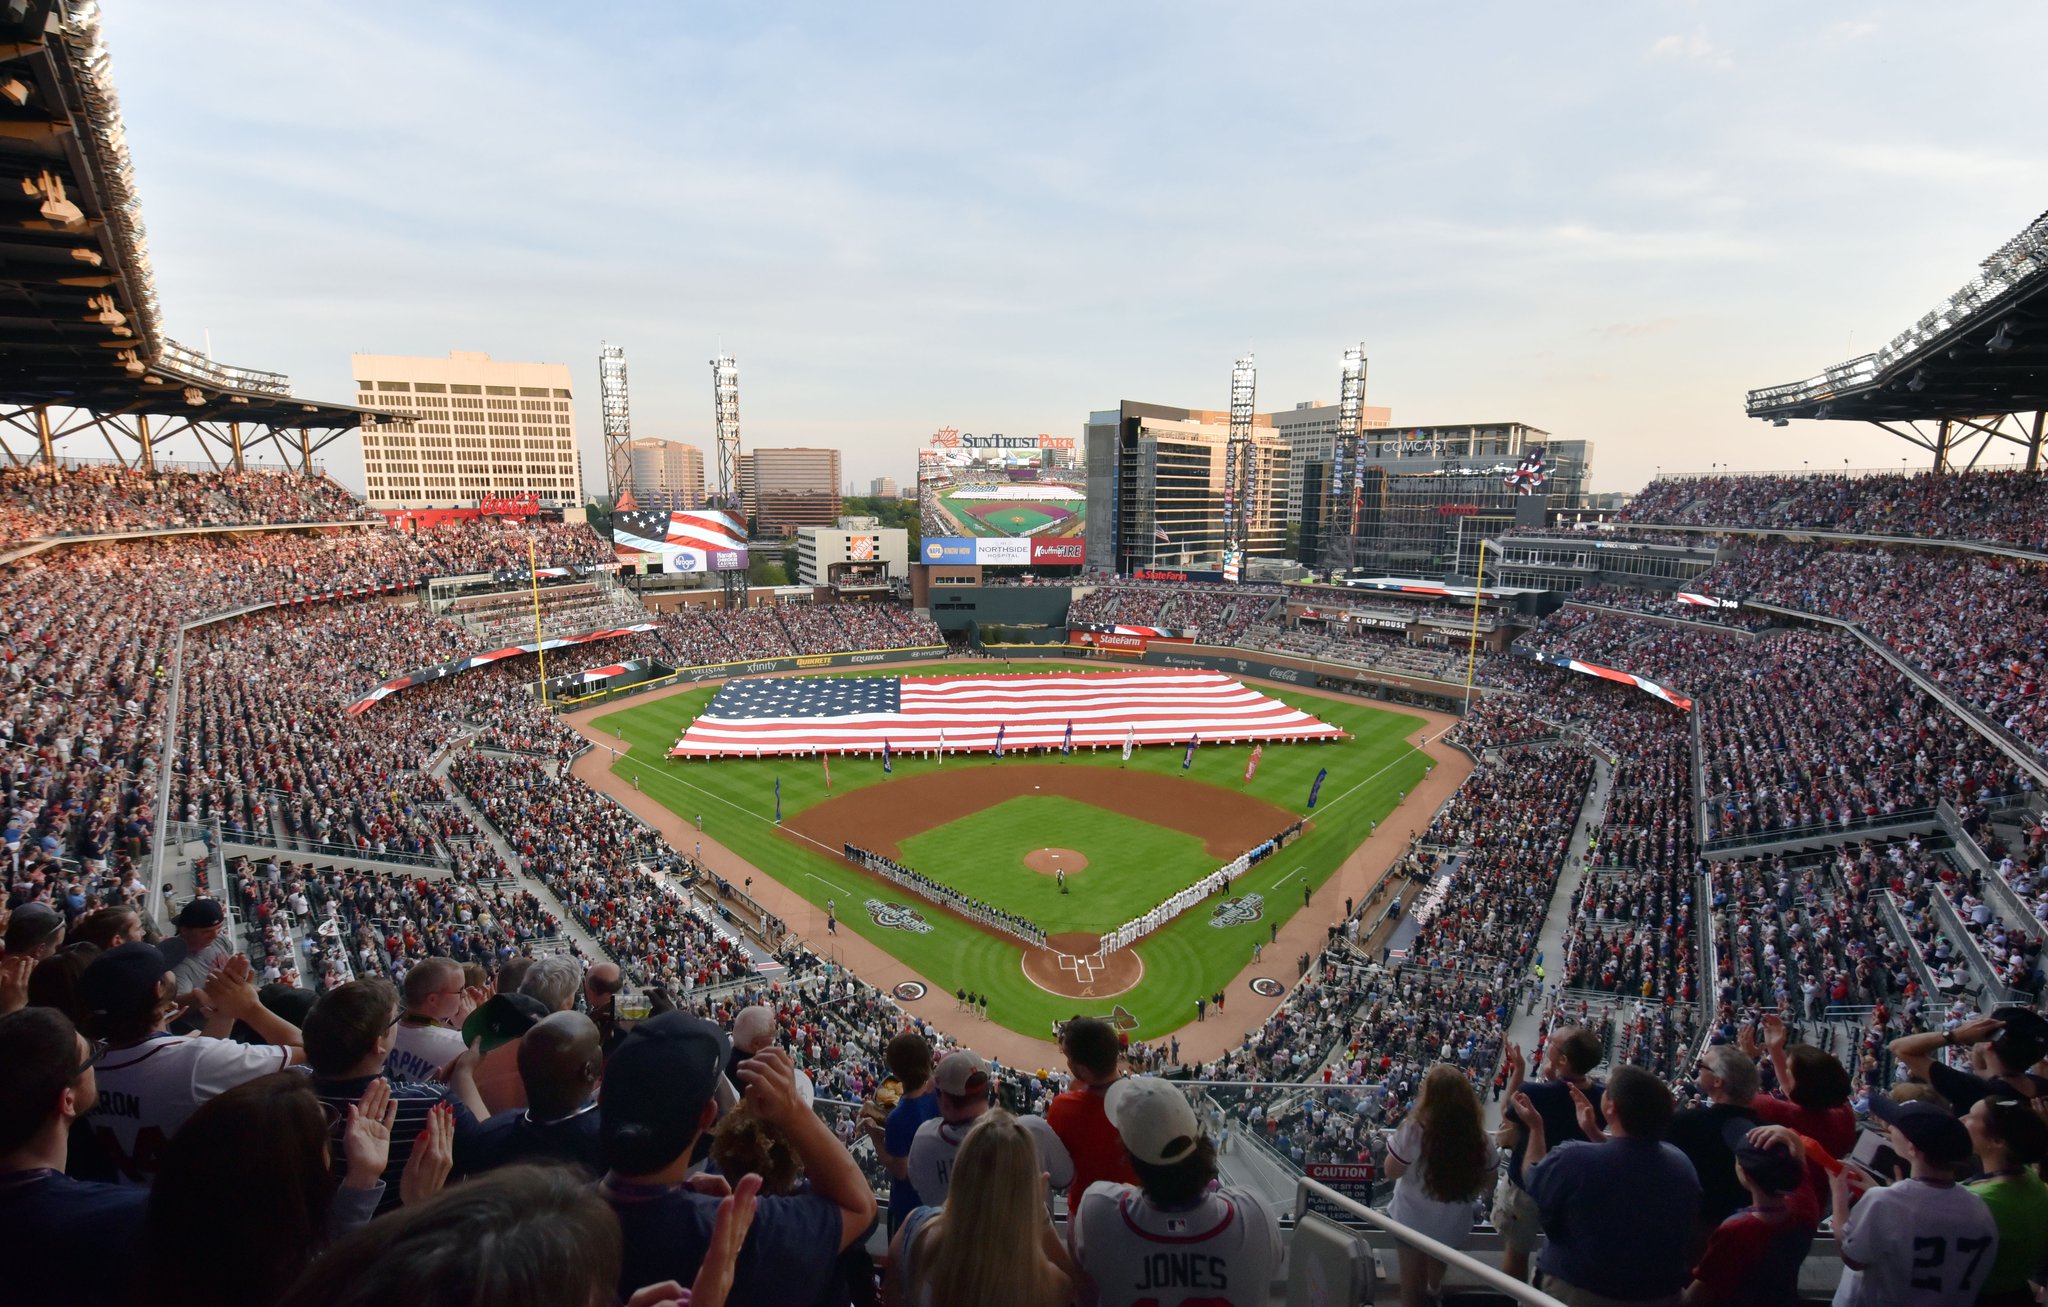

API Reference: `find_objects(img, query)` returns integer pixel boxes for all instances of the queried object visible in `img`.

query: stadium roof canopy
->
[0,1,397,469]
[1746,209,2048,470]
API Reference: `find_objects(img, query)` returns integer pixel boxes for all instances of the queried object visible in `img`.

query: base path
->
[562,667,1472,1067]
[1024,848,1087,876]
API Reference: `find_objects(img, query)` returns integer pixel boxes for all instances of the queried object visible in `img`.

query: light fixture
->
[0,79,27,107]
[1771,418,1790,428]
[69,247,102,266]
[1813,404,1833,420]
[1905,369,1926,393]
[1987,322,2015,353]
[183,386,205,405]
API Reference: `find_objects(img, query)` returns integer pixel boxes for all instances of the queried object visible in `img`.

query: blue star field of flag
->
[613,509,678,543]
[705,676,900,719]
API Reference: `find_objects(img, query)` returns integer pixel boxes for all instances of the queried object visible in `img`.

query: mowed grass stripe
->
[896,795,1216,936]
[592,663,1433,1041]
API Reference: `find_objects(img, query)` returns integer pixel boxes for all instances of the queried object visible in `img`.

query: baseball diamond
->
[593,661,1435,1037]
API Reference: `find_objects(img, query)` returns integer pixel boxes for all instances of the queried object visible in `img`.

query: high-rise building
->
[743,446,842,536]
[352,351,581,508]
[625,437,704,510]
[1329,424,1593,577]
[869,476,899,499]
[1270,399,1391,526]
[1083,402,1291,575]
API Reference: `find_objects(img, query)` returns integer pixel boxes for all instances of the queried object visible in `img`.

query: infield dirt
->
[781,764,1295,862]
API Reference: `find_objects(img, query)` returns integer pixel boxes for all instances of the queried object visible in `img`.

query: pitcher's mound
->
[1024,847,1088,876]
[1023,931,1142,998]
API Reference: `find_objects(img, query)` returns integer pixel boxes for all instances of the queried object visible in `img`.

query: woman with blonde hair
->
[884,1109,1072,1307]
[1383,1064,1497,1307]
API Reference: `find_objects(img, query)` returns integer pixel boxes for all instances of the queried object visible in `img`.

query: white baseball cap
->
[1105,1075,1200,1166]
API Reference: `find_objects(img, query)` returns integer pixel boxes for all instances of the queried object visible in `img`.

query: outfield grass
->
[896,795,1217,936]
[592,662,1434,1041]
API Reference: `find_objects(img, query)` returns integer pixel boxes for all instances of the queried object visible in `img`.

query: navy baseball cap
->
[601,1013,731,1175]
[1722,1118,1805,1195]
[1870,1094,1974,1167]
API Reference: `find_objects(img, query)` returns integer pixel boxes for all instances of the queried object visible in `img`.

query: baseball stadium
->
[6,4,2048,1305]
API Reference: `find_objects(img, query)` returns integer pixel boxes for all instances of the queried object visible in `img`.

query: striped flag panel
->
[669,670,1342,758]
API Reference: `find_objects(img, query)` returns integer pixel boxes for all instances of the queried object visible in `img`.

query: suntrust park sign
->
[928,430,1077,451]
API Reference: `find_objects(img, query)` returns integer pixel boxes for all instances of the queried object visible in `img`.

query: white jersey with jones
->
[1072,1180,1283,1307]
[1833,1177,1999,1307]
[906,1112,1074,1207]
[87,1034,295,1184]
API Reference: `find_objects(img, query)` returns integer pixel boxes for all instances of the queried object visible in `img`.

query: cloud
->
[1588,317,1683,339]
[1822,18,1880,43]
[1647,26,1733,70]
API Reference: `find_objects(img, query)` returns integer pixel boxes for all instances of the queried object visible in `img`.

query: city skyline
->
[109,2,2047,497]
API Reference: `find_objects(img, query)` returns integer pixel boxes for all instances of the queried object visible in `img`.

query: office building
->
[1083,402,1291,576]
[352,351,581,508]
[625,437,704,510]
[1329,425,1594,577]
[869,476,899,499]
[1270,399,1392,526]
[797,517,909,591]
[741,446,843,536]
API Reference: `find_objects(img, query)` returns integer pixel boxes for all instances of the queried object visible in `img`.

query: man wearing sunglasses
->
[0,1007,145,1307]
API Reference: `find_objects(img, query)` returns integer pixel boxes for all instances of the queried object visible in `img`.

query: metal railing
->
[1294,1178,1567,1305]
[1702,805,1940,853]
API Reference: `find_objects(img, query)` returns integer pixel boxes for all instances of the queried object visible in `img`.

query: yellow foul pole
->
[1462,541,1486,713]
[527,532,548,707]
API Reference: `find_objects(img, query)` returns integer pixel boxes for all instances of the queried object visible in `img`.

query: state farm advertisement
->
[1069,629,1148,653]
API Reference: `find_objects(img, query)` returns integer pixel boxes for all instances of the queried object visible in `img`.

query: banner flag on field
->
[1244,743,1263,783]
[1061,720,1073,756]
[883,739,892,774]
[993,723,1006,759]
[774,776,782,824]
[1182,734,1199,770]
[821,753,832,790]
[1122,726,1135,762]
[1307,767,1328,808]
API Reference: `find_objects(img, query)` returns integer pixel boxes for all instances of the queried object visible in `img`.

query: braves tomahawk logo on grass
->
[1209,892,1265,928]
[866,899,934,933]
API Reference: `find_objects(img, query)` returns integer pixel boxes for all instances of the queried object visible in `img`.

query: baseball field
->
[591,663,1434,1039]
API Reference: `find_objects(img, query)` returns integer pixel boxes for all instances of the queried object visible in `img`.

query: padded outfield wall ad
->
[918,430,1085,566]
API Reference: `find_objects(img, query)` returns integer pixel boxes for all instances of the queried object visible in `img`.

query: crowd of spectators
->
[447,752,754,995]
[1068,583,1274,642]
[1403,747,1593,980]
[1513,609,2025,843]
[1684,538,2048,757]
[0,464,372,546]
[1621,466,2048,551]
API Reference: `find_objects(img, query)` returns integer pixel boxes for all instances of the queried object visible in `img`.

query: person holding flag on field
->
[1244,743,1263,784]
[993,723,1006,759]
[1121,726,1135,766]
[1182,734,1199,770]
[883,739,892,774]
[1061,719,1073,756]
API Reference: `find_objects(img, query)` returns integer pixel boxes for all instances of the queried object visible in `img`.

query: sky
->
[108,1,2048,496]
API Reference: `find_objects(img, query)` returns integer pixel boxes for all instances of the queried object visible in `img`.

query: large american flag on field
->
[669,670,1344,758]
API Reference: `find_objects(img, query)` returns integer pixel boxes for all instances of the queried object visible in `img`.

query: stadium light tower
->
[599,344,632,506]
[1322,345,1368,576]
[710,354,744,610]
[1223,355,1257,582]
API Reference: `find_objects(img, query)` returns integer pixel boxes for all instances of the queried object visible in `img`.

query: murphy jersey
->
[1073,1181,1283,1307]
[88,1034,294,1184]
[907,1112,1074,1207]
